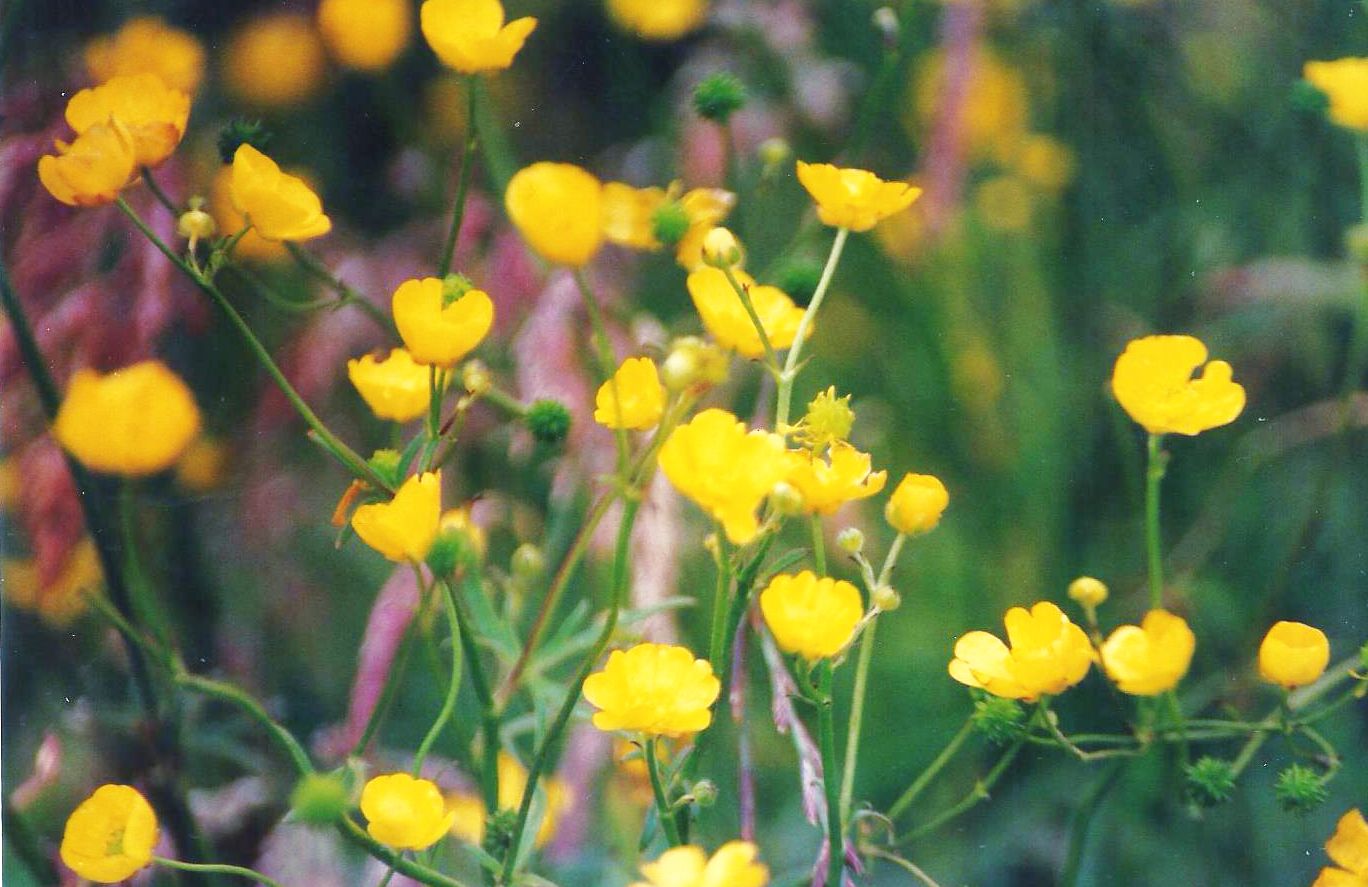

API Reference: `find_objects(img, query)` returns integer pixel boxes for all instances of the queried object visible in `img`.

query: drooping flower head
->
[230,144,332,242]
[607,0,709,41]
[86,17,206,95]
[760,571,864,660]
[1313,808,1368,887]
[1304,59,1368,132]
[1258,621,1330,690]
[351,471,443,562]
[1111,335,1245,436]
[38,119,137,207]
[360,773,455,851]
[348,348,434,423]
[223,12,327,108]
[60,784,158,884]
[595,357,667,431]
[687,268,806,360]
[583,643,721,737]
[504,162,604,266]
[631,841,769,887]
[1099,609,1196,696]
[318,0,412,71]
[391,277,494,368]
[64,73,190,168]
[884,472,949,536]
[795,161,922,232]
[949,601,1096,701]
[784,443,886,515]
[421,0,537,74]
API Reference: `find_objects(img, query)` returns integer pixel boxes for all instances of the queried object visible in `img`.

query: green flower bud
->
[692,72,747,123]
[700,227,742,268]
[971,695,1026,745]
[483,808,519,858]
[691,779,718,808]
[769,481,805,516]
[461,359,493,396]
[511,542,545,583]
[426,528,473,577]
[1274,764,1328,814]
[1183,756,1236,808]
[871,584,901,612]
[290,773,351,825]
[526,399,572,444]
[835,527,865,555]
[217,118,272,165]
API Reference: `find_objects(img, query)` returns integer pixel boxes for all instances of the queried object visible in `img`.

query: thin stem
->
[708,529,733,673]
[776,226,849,429]
[573,267,629,472]
[283,241,395,336]
[817,661,845,886]
[840,615,877,823]
[810,515,827,574]
[863,846,944,887]
[645,737,684,847]
[438,75,479,279]
[412,579,463,774]
[176,673,314,776]
[901,738,1023,843]
[1164,690,1189,768]
[720,264,781,372]
[1144,433,1167,609]
[1058,760,1125,887]
[449,573,501,810]
[888,717,973,821]
[337,817,469,887]
[140,167,180,215]
[155,857,284,887]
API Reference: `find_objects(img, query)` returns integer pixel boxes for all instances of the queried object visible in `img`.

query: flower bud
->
[871,584,901,611]
[290,772,351,824]
[426,529,471,578]
[366,448,404,489]
[691,779,718,808]
[701,226,742,269]
[769,481,805,516]
[1067,576,1108,609]
[217,118,271,165]
[835,527,865,555]
[1274,763,1328,814]
[758,137,791,172]
[510,542,545,583]
[177,202,216,243]
[692,72,746,123]
[661,336,729,392]
[461,359,493,396]
[526,399,572,444]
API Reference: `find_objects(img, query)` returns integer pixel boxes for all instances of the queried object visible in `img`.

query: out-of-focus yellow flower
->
[176,436,230,493]
[784,442,886,515]
[64,73,190,169]
[687,268,806,360]
[1258,621,1330,690]
[505,162,603,266]
[446,791,486,845]
[603,182,667,251]
[38,120,137,207]
[391,277,494,368]
[230,144,332,243]
[318,0,412,71]
[3,538,102,626]
[223,13,327,108]
[351,471,442,562]
[1111,335,1245,436]
[595,357,666,430]
[631,841,769,887]
[675,189,736,269]
[0,457,19,509]
[209,166,284,261]
[884,472,949,536]
[658,409,793,544]
[449,753,569,847]
[949,601,1096,701]
[60,784,158,884]
[1305,59,1368,131]
[360,773,454,850]
[661,336,729,392]
[348,348,433,423]
[1099,609,1195,696]
[421,0,537,74]
[911,47,1029,162]
[795,161,921,232]
[1313,808,1368,887]
[973,175,1032,232]
[85,17,205,96]
[1011,134,1075,192]
[607,0,709,41]
[1067,576,1108,609]
[602,180,738,268]
[760,571,863,660]
[54,361,202,477]
[584,642,721,737]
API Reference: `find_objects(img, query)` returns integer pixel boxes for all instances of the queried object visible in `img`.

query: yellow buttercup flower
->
[421,0,537,74]
[1099,609,1195,696]
[602,182,668,251]
[176,436,230,493]
[1305,59,1368,131]
[449,753,569,848]
[348,348,434,423]
[784,442,886,515]
[687,268,806,360]
[1313,808,1368,887]
[391,277,494,368]
[2,538,102,626]
[1011,133,1075,192]
[607,0,709,41]
[595,357,666,430]
[504,162,604,266]
[38,119,137,207]
[658,409,793,544]
[318,0,412,71]
[208,166,284,262]
[1258,621,1330,690]
[911,47,1029,162]
[85,17,206,96]
[64,73,190,169]
[948,601,1096,701]
[760,571,864,660]
[584,642,721,737]
[601,183,735,266]
[230,144,332,243]
[351,471,442,562]
[795,161,921,232]
[1111,335,1245,436]
[884,472,949,536]
[631,841,769,887]
[223,12,327,108]
[60,784,158,884]
[360,773,455,851]
[53,361,202,477]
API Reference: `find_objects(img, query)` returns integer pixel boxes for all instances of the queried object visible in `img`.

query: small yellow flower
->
[687,267,806,360]
[351,471,442,562]
[949,601,1096,701]
[85,17,206,96]
[449,753,569,848]
[1111,335,1245,436]
[64,73,190,169]
[911,47,1029,163]
[391,277,494,368]
[60,784,158,884]
[583,642,721,737]
[504,162,603,266]
[37,119,137,207]
[657,409,793,544]
[607,0,709,41]
[1011,134,1075,192]
[223,13,327,108]
[230,144,332,243]
[1066,576,1108,609]
[601,182,737,269]
[631,841,769,887]
[348,348,434,423]
[1305,59,1368,131]
[360,773,455,851]
[1258,621,1330,690]
[421,0,537,74]
[1313,808,1368,887]
[209,166,285,262]
[595,357,666,430]
[53,361,202,476]
[318,0,412,72]
[884,472,949,536]
[784,443,886,515]
[795,161,922,232]
[3,538,103,626]
[760,571,864,660]
[1099,609,1196,696]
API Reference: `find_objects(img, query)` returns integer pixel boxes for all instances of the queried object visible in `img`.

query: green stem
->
[412,578,463,774]
[1144,433,1166,609]
[720,264,781,372]
[1164,690,1189,768]
[901,738,1023,843]
[176,673,314,776]
[141,167,180,215]
[449,573,501,810]
[810,515,827,574]
[155,857,284,887]
[1058,760,1125,887]
[573,267,628,472]
[645,736,683,847]
[119,482,171,647]
[776,226,849,429]
[283,241,395,336]
[708,529,733,672]
[337,817,470,887]
[438,76,480,279]
[839,615,877,822]
[888,717,973,821]
[817,661,845,886]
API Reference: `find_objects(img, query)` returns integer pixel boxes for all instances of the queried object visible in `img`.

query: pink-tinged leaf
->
[10,731,61,809]
[756,614,824,826]
[919,0,984,237]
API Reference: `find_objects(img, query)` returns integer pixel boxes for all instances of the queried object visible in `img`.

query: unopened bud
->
[462,359,493,396]
[1274,764,1328,814]
[511,542,545,582]
[290,773,350,825]
[692,72,746,123]
[177,201,216,244]
[701,227,742,268]
[836,527,865,555]
[872,7,899,46]
[366,448,403,489]
[758,137,791,172]
[661,336,728,392]
[691,779,718,807]
[769,481,805,516]
[526,399,572,444]
[1067,576,1108,609]
[871,585,901,611]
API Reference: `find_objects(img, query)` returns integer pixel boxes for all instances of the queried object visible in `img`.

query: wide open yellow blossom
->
[1313,808,1368,887]
[583,642,721,737]
[392,277,494,368]
[86,17,206,95]
[760,571,864,660]
[351,471,442,562]
[38,120,137,207]
[421,0,537,74]
[1258,621,1330,690]
[60,784,158,883]
[687,268,806,360]
[318,0,412,72]
[796,161,922,232]
[449,752,569,848]
[1099,609,1195,696]
[949,601,1095,701]
[361,773,454,851]
[658,409,793,544]
[230,144,332,243]
[1305,59,1368,131]
[784,442,886,515]
[607,0,709,41]
[631,841,769,887]
[2,538,102,626]
[505,162,603,266]
[223,13,327,108]
[1111,335,1245,436]
[64,73,190,169]
[884,472,949,536]
[348,348,433,423]
[54,360,202,477]
[595,357,666,430]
